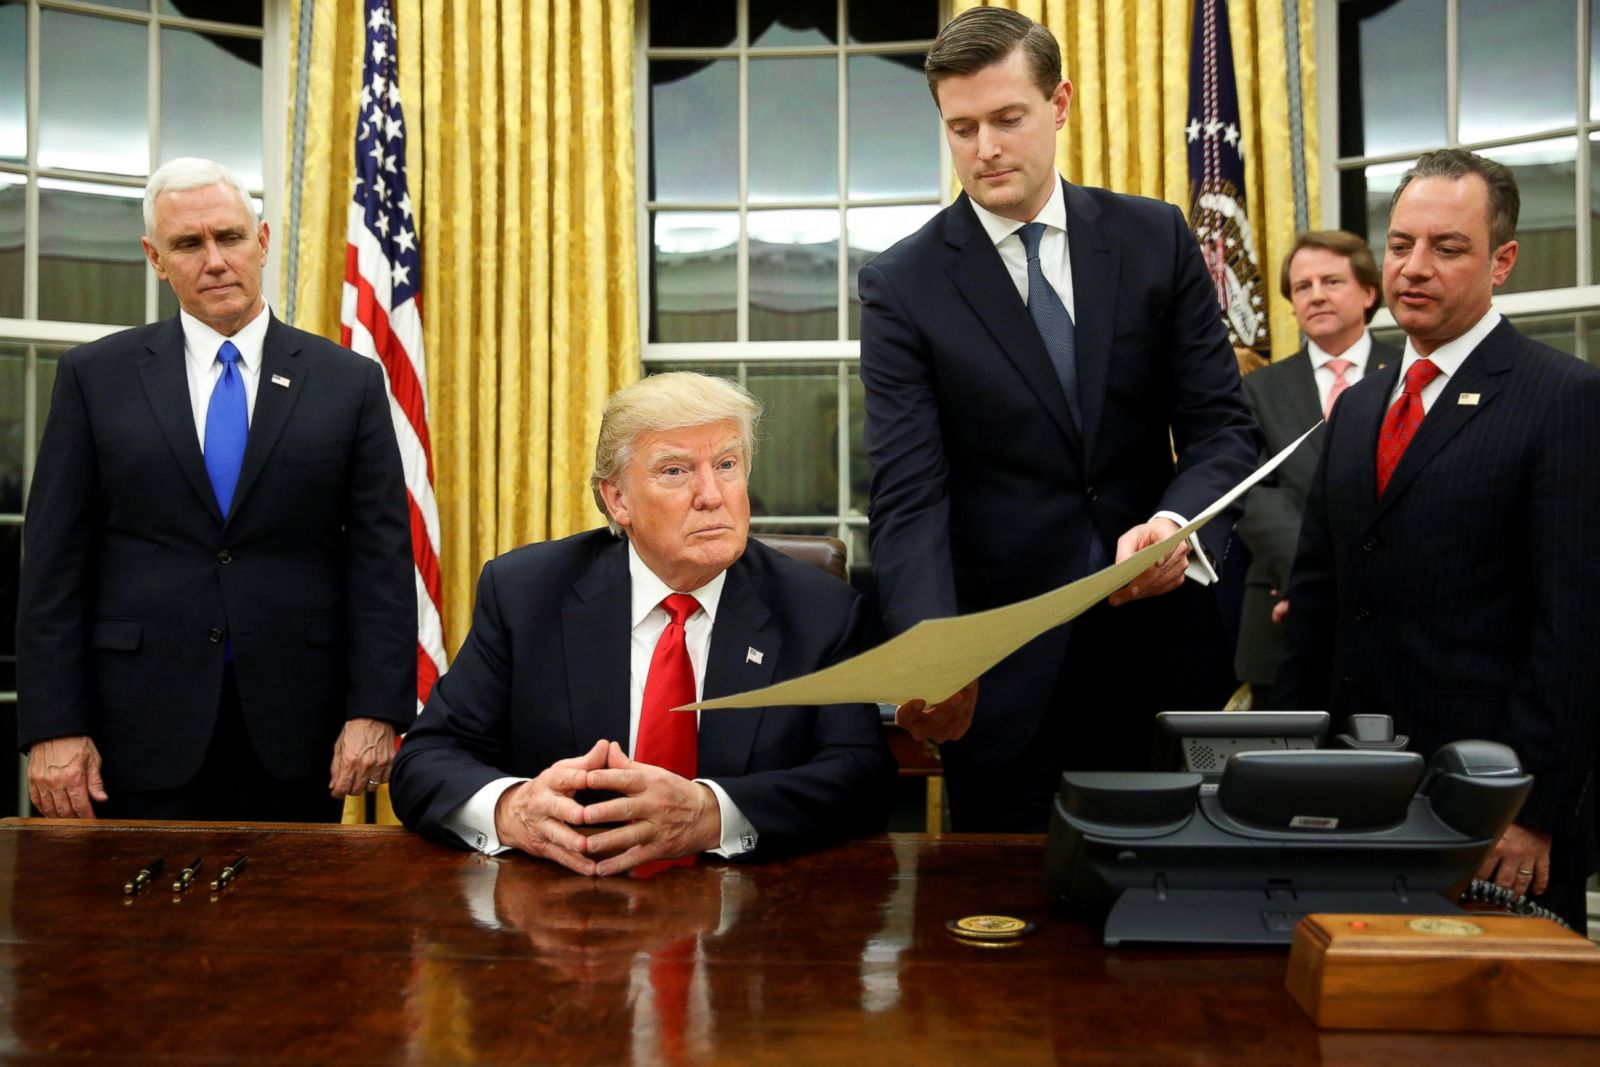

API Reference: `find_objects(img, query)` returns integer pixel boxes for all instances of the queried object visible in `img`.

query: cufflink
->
[740,832,757,850]
[475,833,488,851]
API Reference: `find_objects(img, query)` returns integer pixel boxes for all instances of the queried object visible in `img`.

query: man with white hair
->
[17,157,415,821]
[390,372,895,874]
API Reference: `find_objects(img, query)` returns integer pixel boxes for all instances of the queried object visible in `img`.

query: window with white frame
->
[638,0,946,564]
[1329,0,1600,361]
[1,0,280,812]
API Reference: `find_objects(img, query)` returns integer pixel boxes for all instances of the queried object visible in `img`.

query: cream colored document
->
[684,424,1320,711]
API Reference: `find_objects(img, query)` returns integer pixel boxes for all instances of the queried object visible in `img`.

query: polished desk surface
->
[2,820,1596,1065]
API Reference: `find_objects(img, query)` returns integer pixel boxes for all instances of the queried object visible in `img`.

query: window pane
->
[39,10,148,176]
[848,54,939,200]
[749,57,837,202]
[744,362,838,516]
[651,211,737,343]
[0,2,24,163]
[650,60,738,203]
[749,208,838,341]
[846,204,938,338]
[38,180,146,326]
[1339,0,1444,157]
[1581,315,1600,368]
[750,0,836,48]
[0,346,22,514]
[1588,133,1600,285]
[0,520,16,694]
[1458,0,1574,144]
[0,174,22,319]
[159,1,264,26]
[1593,0,1600,121]
[849,1,938,45]
[846,363,869,516]
[1506,313,1578,358]
[650,0,736,48]
[1484,138,1575,294]
[160,30,264,189]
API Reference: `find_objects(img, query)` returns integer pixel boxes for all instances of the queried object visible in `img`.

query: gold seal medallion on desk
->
[1406,917,1483,936]
[946,915,1035,942]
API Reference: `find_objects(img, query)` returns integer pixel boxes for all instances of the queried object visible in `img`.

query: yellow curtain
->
[953,0,1319,360]
[285,0,640,662]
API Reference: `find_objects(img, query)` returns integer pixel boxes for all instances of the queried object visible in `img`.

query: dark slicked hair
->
[924,7,1062,105]
[1390,148,1521,249]
[1279,230,1383,323]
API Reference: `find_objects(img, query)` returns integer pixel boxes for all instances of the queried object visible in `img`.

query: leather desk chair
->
[753,532,944,832]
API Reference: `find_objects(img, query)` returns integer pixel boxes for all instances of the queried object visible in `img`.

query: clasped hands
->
[493,740,722,877]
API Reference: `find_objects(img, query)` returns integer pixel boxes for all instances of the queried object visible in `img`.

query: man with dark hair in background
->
[1233,231,1398,708]
[1279,149,1600,933]
[858,8,1259,831]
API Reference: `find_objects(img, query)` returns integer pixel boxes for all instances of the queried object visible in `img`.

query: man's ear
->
[1490,239,1519,288]
[141,236,167,280]
[597,477,630,529]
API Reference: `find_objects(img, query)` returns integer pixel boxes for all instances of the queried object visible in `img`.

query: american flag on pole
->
[1186,0,1269,352]
[341,0,447,711]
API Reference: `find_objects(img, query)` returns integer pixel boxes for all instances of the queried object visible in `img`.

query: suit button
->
[217,549,233,564]
[1362,537,1379,552]
[208,628,224,643]
[1086,486,1099,501]
[1354,608,1371,623]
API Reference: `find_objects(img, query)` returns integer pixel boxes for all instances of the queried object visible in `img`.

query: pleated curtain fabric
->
[286,0,640,667]
[954,0,1319,363]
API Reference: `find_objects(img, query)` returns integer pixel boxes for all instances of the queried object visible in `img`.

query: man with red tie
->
[389,372,895,875]
[1278,149,1600,933]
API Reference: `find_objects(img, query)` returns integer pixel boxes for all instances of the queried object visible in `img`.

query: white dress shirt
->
[443,542,758,858]
[1308,330,1373,414]
[969,175,1216,583]
[179,306,270,447]
[1391,309,1502,414]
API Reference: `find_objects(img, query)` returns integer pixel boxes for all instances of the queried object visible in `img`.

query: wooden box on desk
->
[1287,913,1600,1035]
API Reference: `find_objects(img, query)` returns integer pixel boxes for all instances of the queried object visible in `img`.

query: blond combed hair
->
[590,372,763,536]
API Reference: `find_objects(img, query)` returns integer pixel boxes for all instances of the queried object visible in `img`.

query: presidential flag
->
[1186,0,1269,352]
[341,0,447,711]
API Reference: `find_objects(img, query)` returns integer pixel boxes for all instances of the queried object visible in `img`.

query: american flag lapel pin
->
[1457,392,1479,406]
[271,374,292,388]
[746,647,764,665]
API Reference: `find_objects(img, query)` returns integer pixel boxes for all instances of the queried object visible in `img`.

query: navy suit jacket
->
[858,180,1260,765]
[1278,320,1600,851]
[16,314,416,790]
[389,532,896,857]
[1234,339,1398,685]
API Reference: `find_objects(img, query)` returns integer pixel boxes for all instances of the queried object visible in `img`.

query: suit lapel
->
[1285,348,1323,432]
[1063,181,1118,465]
[228,316,306,526]
[138,317,224,525]
[698,557,779,777]
[943,194,1082,452]
[1371,328,1510,522]
[562,542,633,755]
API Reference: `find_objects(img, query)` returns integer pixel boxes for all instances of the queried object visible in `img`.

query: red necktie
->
[635,593,700,779]
[1324,357,1353,418]
[1375,358,1441,496]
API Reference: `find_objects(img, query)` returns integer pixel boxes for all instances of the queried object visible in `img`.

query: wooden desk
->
[2,820,1595,1065]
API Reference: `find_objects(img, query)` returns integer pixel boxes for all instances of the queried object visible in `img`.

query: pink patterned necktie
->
[1375,358,1441,496]
[1324,357,1353,418]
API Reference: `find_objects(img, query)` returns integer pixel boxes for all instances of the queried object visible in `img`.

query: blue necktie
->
[204,340,248,518]
[1017,222,1081,431]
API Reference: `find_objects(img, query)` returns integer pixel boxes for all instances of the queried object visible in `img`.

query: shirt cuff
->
[442,776,527,854]
[1152,510,1217,586]
[697,778,758,857]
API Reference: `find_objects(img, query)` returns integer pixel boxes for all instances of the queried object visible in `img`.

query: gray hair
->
[143,157,258,237]
[591,372,763,536]
[1390,148,1520,250]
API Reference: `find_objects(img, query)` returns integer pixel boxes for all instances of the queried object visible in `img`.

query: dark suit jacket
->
[858,179,1260,767]
[1278,320,1600,859]
[16,314,416,790]
[1234,338,1398,685]
[389,532,896,858]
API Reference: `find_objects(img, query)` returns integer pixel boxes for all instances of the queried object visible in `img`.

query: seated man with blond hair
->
[390,372,895,874]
